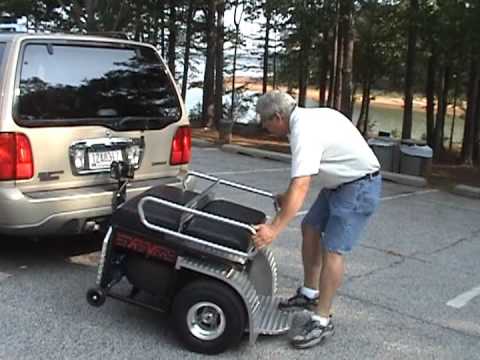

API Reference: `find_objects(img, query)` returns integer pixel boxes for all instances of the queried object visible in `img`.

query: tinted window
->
[0,43,5,82]
[15,43,181,130]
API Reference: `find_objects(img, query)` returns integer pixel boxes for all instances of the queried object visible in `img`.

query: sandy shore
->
[229,77,464,116]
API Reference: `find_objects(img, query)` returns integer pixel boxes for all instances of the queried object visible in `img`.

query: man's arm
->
[271,175,311,232]
[253,175,311,248]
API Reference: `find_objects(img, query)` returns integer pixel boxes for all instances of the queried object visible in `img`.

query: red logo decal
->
[114,232,176,263]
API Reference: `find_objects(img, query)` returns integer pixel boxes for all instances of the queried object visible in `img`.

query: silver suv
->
[0,33,191,237]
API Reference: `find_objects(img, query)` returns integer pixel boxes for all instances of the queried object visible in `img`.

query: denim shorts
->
[302,175,382,254]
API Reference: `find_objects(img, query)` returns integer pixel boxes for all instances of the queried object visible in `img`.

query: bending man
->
[253,91,382,349]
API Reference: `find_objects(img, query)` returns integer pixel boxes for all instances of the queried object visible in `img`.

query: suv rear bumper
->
[0,176,193,236]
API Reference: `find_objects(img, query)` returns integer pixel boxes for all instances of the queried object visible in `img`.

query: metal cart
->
[87,165,292,354]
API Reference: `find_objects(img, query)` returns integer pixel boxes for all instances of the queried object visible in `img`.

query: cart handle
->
[138,196,257,262]
[139,196,256,235]
[183,171,275,199]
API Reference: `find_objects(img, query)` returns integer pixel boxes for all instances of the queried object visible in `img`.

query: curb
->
[193,141,480,198]
[453,184,480,199]
[217,144,430,188]
[380,171,428,188]
[221,144,291,163]
[192,138,216,148]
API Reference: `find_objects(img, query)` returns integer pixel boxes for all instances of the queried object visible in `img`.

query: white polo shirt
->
[289,107,380,189]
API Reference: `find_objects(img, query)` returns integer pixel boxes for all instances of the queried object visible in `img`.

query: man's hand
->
[252,224,279,249]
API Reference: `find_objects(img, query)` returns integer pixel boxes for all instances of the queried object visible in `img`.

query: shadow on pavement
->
[0,233,103,264]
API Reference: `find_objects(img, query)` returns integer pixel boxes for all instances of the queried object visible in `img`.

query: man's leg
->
[291,176,382,349]
[316,250,344,317]
[279,192,329,311]
[301,190,329,292]
[290,250,340,349]
[302,223,324,290]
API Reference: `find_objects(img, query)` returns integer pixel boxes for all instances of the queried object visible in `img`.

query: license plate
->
[88,150,123,170]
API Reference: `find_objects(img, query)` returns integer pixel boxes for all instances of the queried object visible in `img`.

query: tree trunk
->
[327,0,338,107]
[231,39,239,120]
[262,11,271,94]
[474,78,480,164]
[433,65,451,160]
[473,77,480,164]
[440,66,451,145]
[181,0,195,101]
[167,1,176,76]
[319,41,328,106]
[112,1,127,31]
[333,7,343,110]
[134,1,143,41]
[160,2,166,57]
[230,0,244,122]
[215,0,227,141]
[86,0,98,32]
[449,74,459,151]
[425,50,436,147]
[357,79,368,132]
[327,26,337,107]
[462,57,479,165]
[340,0,354,119]
[298,36,311,107]
[272,28,277,89]
[364,84,372,136]
[202,0,216,126]
[287,72,293,94]
[402,0,418,140]
[351,82,358,116]
[151,0,160,45]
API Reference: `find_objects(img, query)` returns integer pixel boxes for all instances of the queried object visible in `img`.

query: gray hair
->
[255,90,296,123]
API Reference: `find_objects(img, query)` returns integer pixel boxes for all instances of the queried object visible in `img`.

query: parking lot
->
[1,144,480,359]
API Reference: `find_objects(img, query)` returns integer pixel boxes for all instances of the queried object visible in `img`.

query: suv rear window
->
[14,42,181,131]
[0,43,5,82]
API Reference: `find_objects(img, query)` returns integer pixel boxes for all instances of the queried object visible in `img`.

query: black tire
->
[86,288,106,307]
[172,279,246,355]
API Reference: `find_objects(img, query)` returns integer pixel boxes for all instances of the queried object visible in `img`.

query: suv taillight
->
[0,133,34,181]
[170,126,191,165]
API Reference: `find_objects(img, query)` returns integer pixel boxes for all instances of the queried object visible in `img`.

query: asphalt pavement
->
[1,145,479,359]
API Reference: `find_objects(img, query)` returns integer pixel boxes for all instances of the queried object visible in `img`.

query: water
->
[305,100,465,144]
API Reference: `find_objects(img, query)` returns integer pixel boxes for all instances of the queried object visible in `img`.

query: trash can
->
[399,143,433,177]
[368,137,398,172]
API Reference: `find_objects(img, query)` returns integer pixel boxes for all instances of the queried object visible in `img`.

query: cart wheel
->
[86,288,106,307]
[172,279,246,355]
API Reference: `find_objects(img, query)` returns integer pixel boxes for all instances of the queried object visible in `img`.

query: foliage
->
[1,0,479,162]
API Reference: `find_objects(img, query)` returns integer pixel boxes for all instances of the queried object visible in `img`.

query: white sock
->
[311,314,330,327]
[300,286,319,299]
